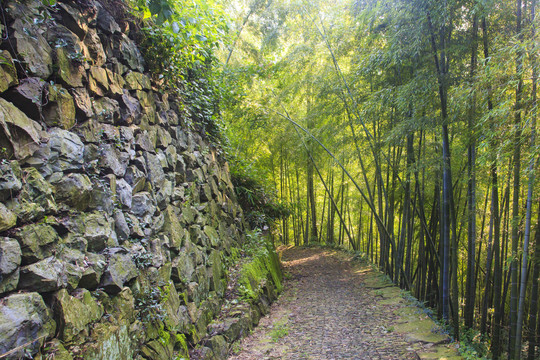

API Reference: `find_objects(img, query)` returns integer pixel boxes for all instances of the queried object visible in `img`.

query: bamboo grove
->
[219,0,540,358]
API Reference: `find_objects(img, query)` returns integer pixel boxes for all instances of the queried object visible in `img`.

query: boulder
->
[55,288,104,342]
[135,131,154,153]
[155,178,174,209]
[130,192,156,218]
[161,281,191,333]
[107,68,124,91]
[124,71,151,90]
[0,270,19,295]
[18,257,72,292]
[27,128,84,175]
[165,145,177,170]
[145,152,166,188]
[47,25,88,87]
[99,248,137,294]
[0,98,42,160]
[113,33,145,72]
[15,223,58,264]
[113,210,130,241]
[70,87,95,119]
[0,238,21,275]
[79,323,135,360]
[11,19,53,79]
[0,160,21,200]
[84,28,107,66]
[3,77,46,121]
[99,144,129,177]
[156,127,172,149]
[41,339,73,360]
[88,66,110,96]
[0,238,21,294]
[0,292,56,360]
[204,226,220,247]
[208,335,228,359]
[116,179,132,208]
[125,165,146,194]
[82,212,113,252]
[95,1,121,34]
[0,203,16,232]
[209,250,225,296]
[5,167,57,223]
[93,97,120,124]
[78,252,107,290]
[0,50,18,93]
[163,205,185,249]
[54,173,93,211]
[119,90,141,125]
[171,250,195,285]
[54,2,89,40]
[43,84,76,129]
[140,334,176,360]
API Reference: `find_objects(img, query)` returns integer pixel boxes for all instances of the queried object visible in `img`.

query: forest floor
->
[228,247,462,360]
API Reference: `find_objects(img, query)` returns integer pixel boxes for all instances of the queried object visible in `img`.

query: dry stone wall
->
[0,0,272,359]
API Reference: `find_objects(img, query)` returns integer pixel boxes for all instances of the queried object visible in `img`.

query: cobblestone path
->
[228,247,461,360]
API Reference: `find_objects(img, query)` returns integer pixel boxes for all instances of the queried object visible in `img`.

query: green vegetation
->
[269,320,289,342]
[237,229,282,300]
[217,0,540,358]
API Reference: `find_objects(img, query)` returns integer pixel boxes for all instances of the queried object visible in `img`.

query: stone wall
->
[0,0,279,359]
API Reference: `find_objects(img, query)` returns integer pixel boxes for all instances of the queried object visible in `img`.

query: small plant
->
[458,327,490,359]
[269,321,289,342]
[132,251,154,269]
[134,287,166,323]
[230,341,243,355]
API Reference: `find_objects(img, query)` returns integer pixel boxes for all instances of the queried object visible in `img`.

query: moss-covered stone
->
[80,212,113,252]
[56,288,104,342]
[54,173,93,211]
[0,202,16,232]
[6,167,57,223]
[55,46,85,88]
[204,226,220,247]
[141,329,176,360]
[0,50,18,93]
[106,287,136,323]
[208,335,228,359]
[163,205,185,249]
[237,238,282,304]
[42,339,73,360]
[0,98,42,160]
[44,84,76,129]
[161,281,191,334]
[12,19,53,79]
[80,323,134,360]
[0,292,56,359]
[0,160,22,201]
[125,71,151,90]
[209,250,225,297]
[15,223,58,264]
[100,249,137,294]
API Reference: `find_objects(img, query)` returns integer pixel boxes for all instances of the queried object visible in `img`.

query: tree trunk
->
[465,13,479,330]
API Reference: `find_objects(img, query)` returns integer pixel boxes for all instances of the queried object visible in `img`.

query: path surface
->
[229,247,461,360]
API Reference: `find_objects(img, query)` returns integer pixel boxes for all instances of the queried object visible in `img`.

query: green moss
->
[175,334,189,359]
[158,329,171,346]
[238,237,283,301]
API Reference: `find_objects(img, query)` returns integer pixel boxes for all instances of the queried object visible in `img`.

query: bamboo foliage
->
[220,0,540,357]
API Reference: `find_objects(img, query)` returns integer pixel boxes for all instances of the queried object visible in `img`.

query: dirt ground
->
[228,247,462,360]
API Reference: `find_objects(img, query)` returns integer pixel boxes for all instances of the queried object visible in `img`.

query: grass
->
[269,319,289,342]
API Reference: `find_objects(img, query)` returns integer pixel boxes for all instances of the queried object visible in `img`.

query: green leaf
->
[195,34,207,42]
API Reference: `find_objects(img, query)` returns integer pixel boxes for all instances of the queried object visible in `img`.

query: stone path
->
[228,247,462,360]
